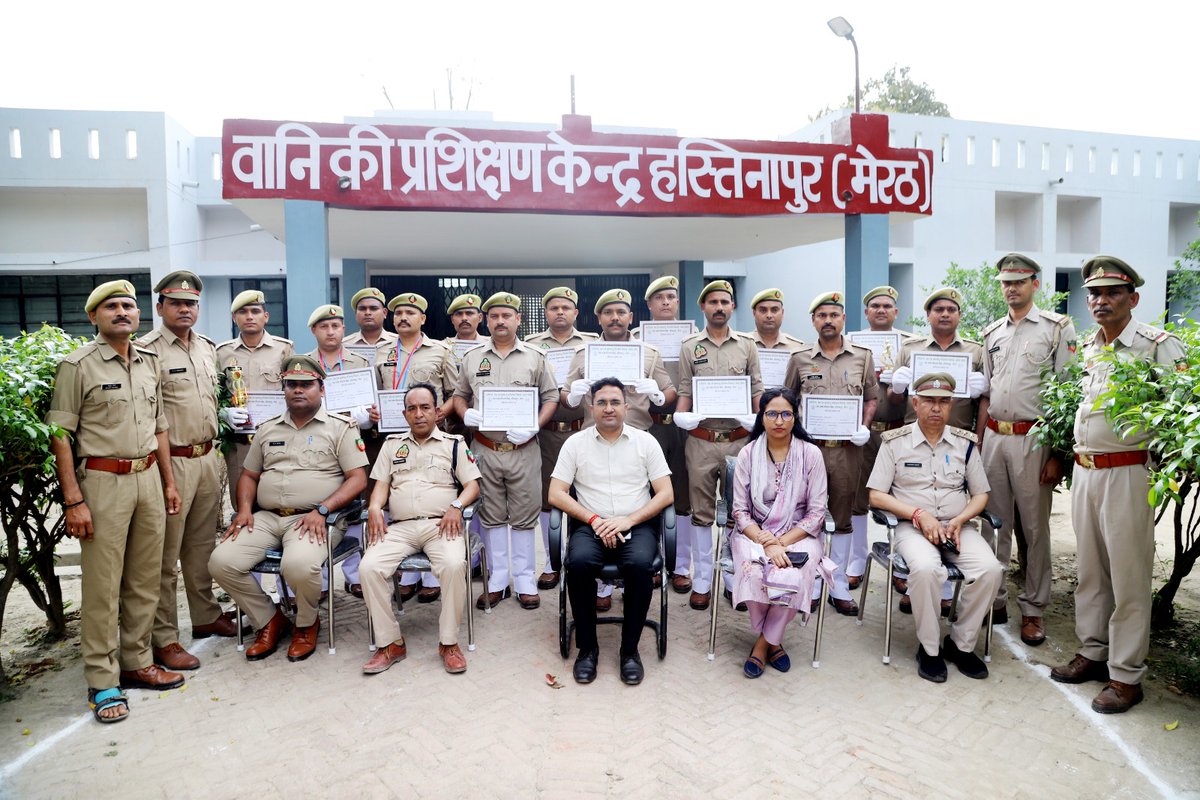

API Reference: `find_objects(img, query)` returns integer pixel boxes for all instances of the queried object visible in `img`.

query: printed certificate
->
[322,368,378,412]
[638,321,695,361]
[757,349,791,389]
[909,351,971,398]
[479,387,539,430]
[847,331,903,371]
[451,339,486,362]
[584,342,644,382]
[692,376,752,417]
[542,347,576,387]
[802,395,863,440]
[345,344,379,367]
[237,392,286,433]
[375,390,410,432]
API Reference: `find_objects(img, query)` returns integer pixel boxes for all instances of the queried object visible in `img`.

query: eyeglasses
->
[592,399,625,408]
[763,410,794,421]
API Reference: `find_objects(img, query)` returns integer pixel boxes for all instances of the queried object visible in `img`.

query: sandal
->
[767,645,791,673]
[743,654,765,679]
[88,687,129,724]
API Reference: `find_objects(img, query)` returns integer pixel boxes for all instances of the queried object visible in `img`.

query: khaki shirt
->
[245,407,368,511]
[899,336,984,431]
[139,326,219,447]
[443,335,491,369]
[982,306,1077,423]
[867,424,989,523]
[677,329,764,432]
[216,332,295,392]
[304,348,371,375]
[375,337,458,403]
[550,425,671,517]
[46,339,168,459]
[370,428,481,521]
[453,340,560,440]
[526,329,599,423]
[871,329,920,423]
[1074,319,1186,455]
[749,331,806,352]
[564,339,673,431]
[344,329,398,347]
[784,338,878,427]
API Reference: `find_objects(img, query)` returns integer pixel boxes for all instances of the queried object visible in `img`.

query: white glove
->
[565,378,590,409]
[672,411,702,431]
[351,405,372,429]
[464,408,484,428]
[850,425,871,446]
[506,428,538,445]
[878,369,893,385]
[967,371,989,399]
[890,366,913,395]
[219,407,249,427]
[735,414,757,431]
[633,378,666,406]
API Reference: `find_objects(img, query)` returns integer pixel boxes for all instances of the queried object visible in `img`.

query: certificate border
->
[375,389,410,433]
[479,386,539,430]
[846,330,903,370]
[909,351,972,399]
[692,375,752,418]
[638,320,696,361]
[584,341,645,383]
[756,348,792,389]
[322,367,379,412]
[801,394,864,440]
[238,391,287,434]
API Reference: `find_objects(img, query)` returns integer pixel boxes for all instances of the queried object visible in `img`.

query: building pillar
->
[284,200,330,353]
[679,260,705,327]
[844,214,890,330]
[342,258,367,334]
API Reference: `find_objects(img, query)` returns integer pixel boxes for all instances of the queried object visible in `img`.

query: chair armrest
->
[326,498,364,526]
[548,509,565,572]
[463,502,477,522]
[823,510,835,534]
[662,506,677,568]
[978,511,1002,531]
[870,507,899,528]
[715,498,728,529]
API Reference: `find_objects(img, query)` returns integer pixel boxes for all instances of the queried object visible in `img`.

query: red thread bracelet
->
[911,508,923,526]
[587,514,599,527]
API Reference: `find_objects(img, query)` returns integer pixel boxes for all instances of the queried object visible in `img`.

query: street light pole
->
[827,16,860,114]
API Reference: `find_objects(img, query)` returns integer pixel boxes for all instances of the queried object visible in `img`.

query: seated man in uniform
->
[209,355,368,663]
[867,373,1003,683]
[359,383,481,675]
[549,379,673,686]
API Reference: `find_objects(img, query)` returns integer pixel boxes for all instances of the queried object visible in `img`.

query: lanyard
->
[392,336,422,390]
[318,349,344,373]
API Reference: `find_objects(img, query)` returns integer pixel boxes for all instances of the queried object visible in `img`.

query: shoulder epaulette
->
[273,336,294,345]
[579,331,600,341]
[847,340,873,354]
[133,344,159,358]
[961,337,982,347]
[949,427,979,444]
[196,333,216,346]
[981,318,1005,338]
[881,425,910,442]
[216,338,239,350]
[62,342,99,365]
[680,331,703,344]
[1036,308,1070,327]
[328,411,355,426]
[255,413,285,429]
[139,329,164,345]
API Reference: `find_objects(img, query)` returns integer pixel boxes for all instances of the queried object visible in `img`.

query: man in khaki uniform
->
[343,287,399,348]
[783,291,877,616]
[849,286,918,588]
[978,254,1077,645]
[209,356,368,663]
[868,372,1002,684]
[442,293,489,441]
[360,383,481,676]
[635,276,695,593]
[1051,257,1185,714]
[747,288,806,356]
[48,280,185,723]
[216,290,294,505]
[376,292,459,602]
[526,287,598,591]
[140,271,237,674]
[563,288,675,608]
[452,292,560,610]
[673,280,763,610]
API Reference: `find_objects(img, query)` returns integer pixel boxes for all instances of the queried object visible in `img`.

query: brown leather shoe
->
[595,594,613,612]
[536,571,560,590]
[518,592,541,610]
[1092,680,1144,714]
[1020,615,1046,646]
[439,642,468,674]
[476,587,512,609]
[397,583,419,602]
[652,572,662,589]
[191,610,241,639]
[689,591,710,610]
[899,595,912,614]
[286,621,320,662]
[245,607,291,661]
[417,587,441,604]
[344,582,364,599]
[1051,653,1110,684]
[152,642,200,671]
[671,574,693,594]
[940,599,953,618]
[891,576,908,595]
[829,596,859,616]
[362,641,407,674]
[119,664,185,691]
[847,575,863,591]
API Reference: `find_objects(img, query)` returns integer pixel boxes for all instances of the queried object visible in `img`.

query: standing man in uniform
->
[47,280,185,723]
[377,292,459,603]
[216,290,294,505]
[747,288,806,354]
[978,255,1077,645]
[1051,257,1184,714]
[209,356,368,663]
[784,292,876,616]
[526,287,598,591]
[343,287,398,349]
[444,293,490,353]
[140,271,238,675]
[672,280,763,611]
[453,293,560,610]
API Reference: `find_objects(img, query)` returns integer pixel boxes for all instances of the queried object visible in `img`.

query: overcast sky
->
[3,0,1196,142]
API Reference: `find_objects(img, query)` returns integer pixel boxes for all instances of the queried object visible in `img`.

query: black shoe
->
[916,646,947,683]
[941,635,988,679]
[619,651,644,686]
[573,648,599,684]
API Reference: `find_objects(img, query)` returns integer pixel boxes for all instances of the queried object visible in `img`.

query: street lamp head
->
[827,16,854,39]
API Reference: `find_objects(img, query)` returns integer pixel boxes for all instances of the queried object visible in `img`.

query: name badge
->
[268,441,286,447]
[383,360,397,367]
[693,358,708,366]
[904,461,922,468]
[102,383,121,390]
[804,374,823,381]
[988,346,1001,354]
[392,458,407,464]
[168,367,188,374]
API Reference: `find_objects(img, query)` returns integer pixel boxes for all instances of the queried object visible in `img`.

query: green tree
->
[1166,212,1200,318]
[906,260,1070,340]
[811,65,951,121]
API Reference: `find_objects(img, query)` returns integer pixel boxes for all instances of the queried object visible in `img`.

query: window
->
[88,129,100,160]
[9,128,22,159]
[0,273,152,338]
[1016,140,1026,169]
[49,128,61,159]
[966,136,976,166]
[126,130,138,159]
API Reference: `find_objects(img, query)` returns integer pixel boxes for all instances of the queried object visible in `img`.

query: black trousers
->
[565,523,657,656]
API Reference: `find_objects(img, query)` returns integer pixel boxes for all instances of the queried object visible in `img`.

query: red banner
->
[222,114,932,217]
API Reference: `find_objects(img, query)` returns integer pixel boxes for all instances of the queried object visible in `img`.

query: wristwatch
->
[317,504,330,516]
[450,499,463,511]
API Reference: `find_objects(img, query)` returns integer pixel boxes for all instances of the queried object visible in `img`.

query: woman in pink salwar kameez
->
[731,388,832,678]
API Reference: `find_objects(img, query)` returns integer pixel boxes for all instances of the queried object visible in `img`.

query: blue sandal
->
[767,645,791,673]
[743,654,765,678]
[88,688,129,724]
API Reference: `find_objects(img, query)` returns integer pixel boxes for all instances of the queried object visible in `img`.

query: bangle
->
[587,514,599,527]
[62,499,84,510]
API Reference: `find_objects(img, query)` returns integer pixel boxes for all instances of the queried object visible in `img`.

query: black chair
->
[857,507,1002,665]
[548,506,677,660]
[708,455,835,667]
[235,500,366,656]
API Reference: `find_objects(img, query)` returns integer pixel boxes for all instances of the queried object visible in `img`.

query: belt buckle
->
[824,440,841,449]
[661,414,673,425]
[496,442,516,453]
[131,457,148,473]
[870,421,886,432]
[713,431,731,443]
[191,443,206,458]
[1077,454,1095,469]
[278,507,295,516]
[555,422,570,432]
[997,420,1015,435]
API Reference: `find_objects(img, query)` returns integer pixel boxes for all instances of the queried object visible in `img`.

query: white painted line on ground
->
[994,625,1176,799]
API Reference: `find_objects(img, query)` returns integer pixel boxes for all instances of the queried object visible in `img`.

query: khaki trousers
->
[208,512,344,629]
[475,442,541,530]
[224,439,252,506]
[79,468,166,690]
[153,450,223,646]
[538,428,574,511]
[650,422,691,515]
[684,435,746,528]
[361,519,467,645]
[852,429,882,516]
[1071,463,1155,684]
[821,444,862,533]
[895,522,1003,656]
[982,432,1053,616]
